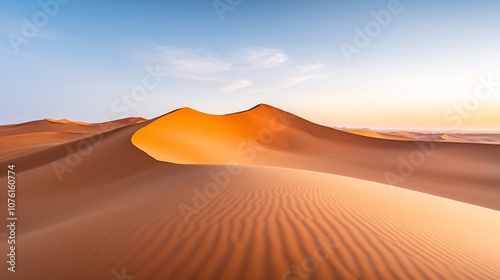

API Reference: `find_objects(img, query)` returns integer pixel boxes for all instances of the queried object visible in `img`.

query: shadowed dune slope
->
[132,104,500,210]
[1,161,500,279]
[1,106,499,279]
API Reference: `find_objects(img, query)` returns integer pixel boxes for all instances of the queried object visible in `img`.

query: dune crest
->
[1,104,500,279]
[131,104,296,163]
[45,118,90,125]
[131,104,500,210]
[346,129,500,145]
[0,117,147,161]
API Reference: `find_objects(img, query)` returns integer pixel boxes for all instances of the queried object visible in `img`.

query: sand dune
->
[45,118,91,125]
[2,138,500,279]
[346,129,500,145]
[388,131,444,142]
[441,133,500,145]
[0,117,145,161]
[0,117,145,137]
[132,104,500,210]
[344,129,416,141]
[1,104,500,279]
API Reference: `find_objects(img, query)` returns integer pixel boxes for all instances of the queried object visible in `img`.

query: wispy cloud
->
[294,63,325,73]
[151,46,246,92]
[222,79,253,91]
[177,74,253,92]
[146,45,325,93]
[236,47,289,69]
[285,63,326,86]
[157,47,231,73]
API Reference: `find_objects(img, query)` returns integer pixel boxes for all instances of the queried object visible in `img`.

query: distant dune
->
[346,129,500,145]
[1,105,499,279]
[0,117,145,161]
[344,129,416,141]
[440,133,500,144]
[45,118,91,125]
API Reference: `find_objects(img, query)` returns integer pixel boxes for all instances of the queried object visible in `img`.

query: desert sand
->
[346,129,500,145]
[1,104,500,279]
[0,117,145,161]
[132,105,500,210]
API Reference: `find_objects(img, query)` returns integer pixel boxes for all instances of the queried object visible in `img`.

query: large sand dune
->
[132,104,500,210]
[1,104,499,279]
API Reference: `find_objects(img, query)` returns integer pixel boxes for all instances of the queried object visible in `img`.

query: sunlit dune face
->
[131,105,293,164]
[3,104,500,279]
[130,105,500,212]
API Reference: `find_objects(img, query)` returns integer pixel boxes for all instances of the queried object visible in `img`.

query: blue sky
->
[1,0,499,131]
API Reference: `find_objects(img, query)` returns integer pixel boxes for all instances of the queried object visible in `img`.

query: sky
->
[1,0,499,131]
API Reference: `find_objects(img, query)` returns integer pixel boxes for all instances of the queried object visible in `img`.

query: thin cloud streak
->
[147,45,325,93]
[236,47,289,69]
[157,47,232,73]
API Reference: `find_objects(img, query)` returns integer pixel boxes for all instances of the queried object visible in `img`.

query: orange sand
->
[1,105,499,279]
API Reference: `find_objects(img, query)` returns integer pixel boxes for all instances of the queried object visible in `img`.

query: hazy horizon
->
[2,103,500,134]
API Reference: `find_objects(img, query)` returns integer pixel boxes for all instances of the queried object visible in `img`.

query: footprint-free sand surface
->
[0,117,144,161]
[1,104,499,279]
[132,105,500,210]
[346,129,500,145]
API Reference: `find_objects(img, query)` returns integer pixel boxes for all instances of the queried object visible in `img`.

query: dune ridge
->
[1,104,499,279]
[132,104,500,210]
[0,117,146,161]
[45,118,90,125]
[346,129,500,145]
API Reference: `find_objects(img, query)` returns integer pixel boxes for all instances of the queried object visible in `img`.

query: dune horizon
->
[1,103,500,279]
